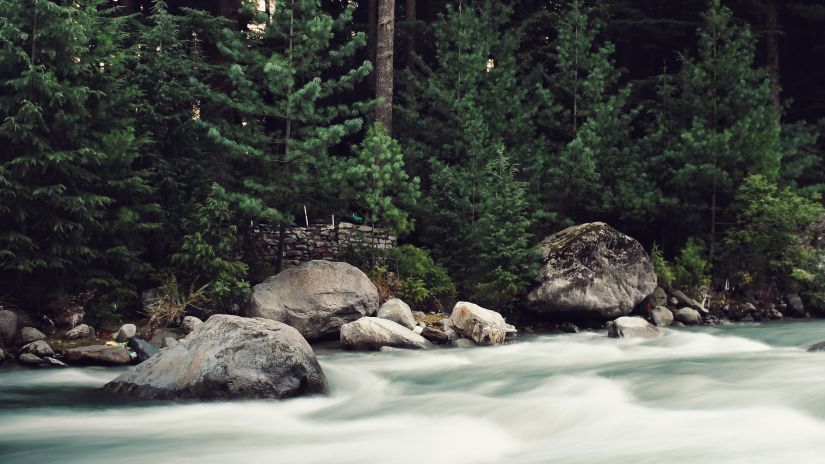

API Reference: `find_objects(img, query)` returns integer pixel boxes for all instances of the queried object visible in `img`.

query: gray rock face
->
[180,316,203,334]
[20,327,46,344]
[128,338,159,362]
[526,223,658,321]
[651,287,668,307]
[65,324,95,340]
[103,315,327,400]
[421,326,450,345]
[448,302,507,346]
[18,353,44,366]
[161,337,179,348]
[20,340,54,357]
[44,357,68,368]
[784,294,805,318]
[0,310,19,346]
[606,316,661,339]
[64,345,131,366]
[651,306,674,327]
[246,260,379,341]
[115,324,137,342]
[340,317,433,350]
[376,298,416,330]
[675,307,703,325]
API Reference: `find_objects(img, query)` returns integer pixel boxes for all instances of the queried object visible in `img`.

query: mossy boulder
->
[525,222,657,322]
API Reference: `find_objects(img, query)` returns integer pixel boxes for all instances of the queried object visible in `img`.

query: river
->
[2,321,825,463]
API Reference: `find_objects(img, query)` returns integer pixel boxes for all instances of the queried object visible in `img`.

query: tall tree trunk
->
[406,0,416,65]
[368,0,378,92]
[376,0,395,132]
[765,0,780,106]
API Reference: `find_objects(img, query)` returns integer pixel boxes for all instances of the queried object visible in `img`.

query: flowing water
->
[3,321,825,463]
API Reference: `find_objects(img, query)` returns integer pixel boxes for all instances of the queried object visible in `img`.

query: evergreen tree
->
[0,0,155,309]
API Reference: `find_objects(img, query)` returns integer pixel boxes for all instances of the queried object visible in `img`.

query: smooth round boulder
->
[103,315,328,400]
[246,260,379,341]
[180,316,203,334]
[448,302,507,346]
[115,324,137,342]
[0,310,18,346]
[675,307,702,325]
[784,294,805,318]
[20,340,54,358]
[526,223,657,322]
[64,345,131,365]
[376,298,416,330]
[18,353,44,366]
[20,327,46,344]
[651,306,674,327]
[340,317,434,350]
[64,324,95,340]
[606,316,661,339]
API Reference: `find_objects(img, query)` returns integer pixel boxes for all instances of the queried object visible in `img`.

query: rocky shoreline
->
[0,222,822,401]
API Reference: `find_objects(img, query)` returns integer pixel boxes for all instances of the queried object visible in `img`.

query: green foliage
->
[172,184,250,310]
[383,245,456,310]
[673,238,712,292]
[721,174,823,294]
[651,244,675,289]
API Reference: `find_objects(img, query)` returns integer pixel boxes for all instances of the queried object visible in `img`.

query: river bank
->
[3,320,825,464]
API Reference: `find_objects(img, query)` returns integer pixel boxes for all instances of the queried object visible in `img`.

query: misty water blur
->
[3,321,825,464]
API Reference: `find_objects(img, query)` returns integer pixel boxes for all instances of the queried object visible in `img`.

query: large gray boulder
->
[784,294,805,318]
[64,345,131,366]
[448,302,508,346]
[376,298,416,330]
[340,317,433,350]
[526,223,658,321]
[103,315,327,400]
[0,310,18,346]
[246,260,379,341]
[606,316,661,339]
[20,340,54,358]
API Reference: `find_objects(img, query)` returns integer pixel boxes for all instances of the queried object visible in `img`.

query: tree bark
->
[765,0,781,106]
[368,0,378,92]
[376,0,395,132]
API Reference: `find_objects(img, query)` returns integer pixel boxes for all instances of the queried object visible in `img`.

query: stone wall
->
[251,222,396,266]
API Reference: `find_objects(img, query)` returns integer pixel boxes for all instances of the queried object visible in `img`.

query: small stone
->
[128,338,160,362]
[65,324,95,340]
[675,307,702,325]
[559,323,580,333]
[413,325,424,334]
[669,297,679,306]
[64,345,131,366]
[651,306,674,327]
[20,340,54,357]
[18,353,44,366]
[43,357,68,368]
[20,327,46,344]
[114,324,137,342]
[376,298,416,330]
[181,316,203,334]
[606,316,661,339]
[421,326,450,344]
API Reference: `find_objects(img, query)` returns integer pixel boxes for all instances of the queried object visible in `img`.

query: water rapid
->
[3,321,825,463]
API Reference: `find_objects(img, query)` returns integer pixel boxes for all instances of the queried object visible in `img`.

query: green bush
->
[384,245,457,310]
[673,238,711,293]
[650,243,674,289]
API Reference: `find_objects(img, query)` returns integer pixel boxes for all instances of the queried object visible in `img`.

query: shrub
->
[384,245,457,310]
[140,275,208,338]
[650,243,674,289]
[673,238,711,293]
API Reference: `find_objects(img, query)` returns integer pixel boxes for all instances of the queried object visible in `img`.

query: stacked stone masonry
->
[252,222,396,266]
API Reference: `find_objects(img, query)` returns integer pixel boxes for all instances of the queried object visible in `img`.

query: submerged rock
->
[64,345,131,366]
[340,317,433,350]
[651,306,674,327]
[64,323,95,340]
[115,324,137,342]
[606,316,660,339]
[376,298,416,330]
[675,307,702,325]
[103,315,327,400]
[526,222,657,321]
[247,260,379,341]
[43,357,68,368]
[448,302,508,346]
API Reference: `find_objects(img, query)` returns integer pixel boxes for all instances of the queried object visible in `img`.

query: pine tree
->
[0,0,155,309]
[662,0,781,263]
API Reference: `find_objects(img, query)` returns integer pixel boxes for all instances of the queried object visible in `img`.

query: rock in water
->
[376,298,416,330]
[421,326,450,345]
[103,315,327,400]
[448,302,507,346]
[606,316,661,339]
[807,341,825,352]
[246,260,379,341]
[64,345,131,366]
[18,353,44,366]
[115,324,137,342]
[180,316,203,334]
[340,317,434,350]
[784,294,805,318]
[0,310,18,346]
[19,327,46,344]
[526,223,657,321]
[675,307,703,325]
[651,306,674,327]
[20,340,54,357]
[64,324,95,340]
[127,338,159,362]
